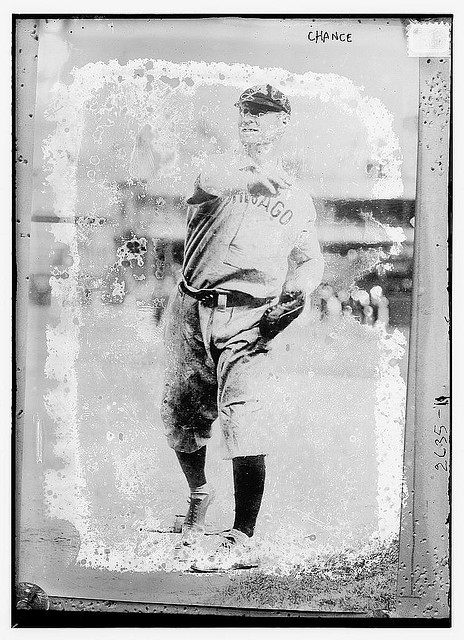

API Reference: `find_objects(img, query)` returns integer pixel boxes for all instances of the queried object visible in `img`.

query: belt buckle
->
[217,293,227,311]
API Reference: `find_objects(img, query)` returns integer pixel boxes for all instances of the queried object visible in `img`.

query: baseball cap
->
[235,84,291,115]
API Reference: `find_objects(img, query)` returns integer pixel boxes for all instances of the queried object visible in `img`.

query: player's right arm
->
[188,156,292,203]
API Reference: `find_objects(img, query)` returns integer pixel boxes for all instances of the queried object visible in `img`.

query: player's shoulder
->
[288,179,317,219]
[290,177,314,197]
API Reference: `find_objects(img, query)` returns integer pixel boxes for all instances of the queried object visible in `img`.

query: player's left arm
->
[259,199,324,340]
[283,223,324,297]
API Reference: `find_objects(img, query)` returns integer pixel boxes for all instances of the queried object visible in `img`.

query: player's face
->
[238,103,288,145]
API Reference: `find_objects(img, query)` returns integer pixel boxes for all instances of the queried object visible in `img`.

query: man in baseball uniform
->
[161,84,324,571]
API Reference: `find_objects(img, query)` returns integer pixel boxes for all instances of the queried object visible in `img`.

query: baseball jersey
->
[183,154,321,299]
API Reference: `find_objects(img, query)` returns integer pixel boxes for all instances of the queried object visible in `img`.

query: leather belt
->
[179,280,272,310]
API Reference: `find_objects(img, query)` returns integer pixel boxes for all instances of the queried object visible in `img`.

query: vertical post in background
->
[14,19,39,584]
[394,53,450,618]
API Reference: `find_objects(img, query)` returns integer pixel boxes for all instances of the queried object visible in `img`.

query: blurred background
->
[20,17,417,592]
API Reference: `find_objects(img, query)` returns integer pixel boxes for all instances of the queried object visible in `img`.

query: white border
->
[3,2,461,637]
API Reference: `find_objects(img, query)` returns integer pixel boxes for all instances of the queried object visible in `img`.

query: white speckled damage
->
[41,59,407,573]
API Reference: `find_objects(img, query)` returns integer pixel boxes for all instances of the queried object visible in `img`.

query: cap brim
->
[235,97,288,113]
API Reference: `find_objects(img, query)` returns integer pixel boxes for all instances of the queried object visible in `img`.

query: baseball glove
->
[259,290,306,340]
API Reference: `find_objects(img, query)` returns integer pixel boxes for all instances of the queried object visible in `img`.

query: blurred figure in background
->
[317,283,335,319]
[314,282,390,328]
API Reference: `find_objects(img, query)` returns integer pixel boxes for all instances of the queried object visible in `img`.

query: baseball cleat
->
[190,528,259,573]
[172,539,198,564]
[180,484,216,544]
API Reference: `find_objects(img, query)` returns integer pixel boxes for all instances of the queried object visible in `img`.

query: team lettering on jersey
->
[225,192,294,226]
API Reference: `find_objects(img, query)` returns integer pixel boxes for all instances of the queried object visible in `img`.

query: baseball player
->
[160,85,324,571]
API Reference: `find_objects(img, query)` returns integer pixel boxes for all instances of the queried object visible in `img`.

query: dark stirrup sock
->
[175,446,207,490]
[232,454,266,538]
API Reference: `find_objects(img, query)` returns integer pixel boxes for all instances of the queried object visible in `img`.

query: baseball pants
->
[161,287,274,459]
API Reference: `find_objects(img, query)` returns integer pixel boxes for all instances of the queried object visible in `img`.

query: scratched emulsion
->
[41,114,93,549]
[374,327,407,539]
[42,59,407,573]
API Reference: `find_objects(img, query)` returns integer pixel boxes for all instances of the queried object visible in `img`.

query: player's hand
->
[259,290,306,340]
[248,168,292,196]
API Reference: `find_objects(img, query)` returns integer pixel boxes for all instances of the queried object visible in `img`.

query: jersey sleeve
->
[186,175,219,205]
[187,153,252,204]
[186,155,233,205]
[290,195,322,263]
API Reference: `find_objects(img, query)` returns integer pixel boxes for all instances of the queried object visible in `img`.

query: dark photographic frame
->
[13,13,451,627]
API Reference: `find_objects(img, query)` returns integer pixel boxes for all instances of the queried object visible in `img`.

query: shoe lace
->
[184,496,202,528]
